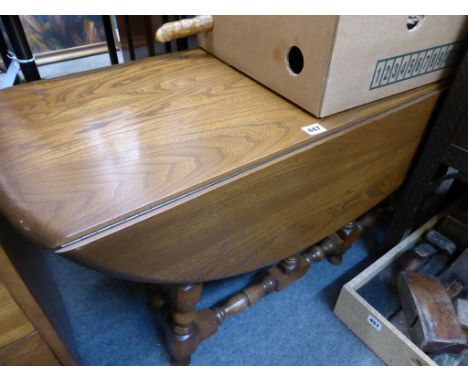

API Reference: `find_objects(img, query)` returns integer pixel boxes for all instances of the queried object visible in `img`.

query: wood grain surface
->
[58,90,442,283]
[0,49,443,250]
[0,280,34,349]
[0,244,76,365]
[0,332,60,366]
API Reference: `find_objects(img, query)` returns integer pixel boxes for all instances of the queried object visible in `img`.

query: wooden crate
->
[334,214,446,366]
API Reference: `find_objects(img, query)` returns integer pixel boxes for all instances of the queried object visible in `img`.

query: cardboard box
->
[334,204,465,366]
[198,16,467,117]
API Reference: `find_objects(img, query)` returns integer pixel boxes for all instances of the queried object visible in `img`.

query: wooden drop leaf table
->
[0,49,443,364]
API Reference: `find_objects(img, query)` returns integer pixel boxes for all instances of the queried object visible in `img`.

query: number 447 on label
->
[301,123,327,136]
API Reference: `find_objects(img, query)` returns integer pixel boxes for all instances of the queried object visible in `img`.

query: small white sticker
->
[301,123,327,136]
[367,314,382,332]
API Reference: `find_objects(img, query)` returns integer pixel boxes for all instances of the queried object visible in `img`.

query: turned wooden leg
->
[165,283,203,366]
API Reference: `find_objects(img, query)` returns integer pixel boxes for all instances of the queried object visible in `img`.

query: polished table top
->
[0,49,442,251]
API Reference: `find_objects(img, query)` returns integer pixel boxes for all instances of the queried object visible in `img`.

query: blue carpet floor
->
[26,231,384,366]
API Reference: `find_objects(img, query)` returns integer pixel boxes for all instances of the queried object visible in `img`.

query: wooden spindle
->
[155,16,214,43]
[165,284,203,366]
[213,275,277,324]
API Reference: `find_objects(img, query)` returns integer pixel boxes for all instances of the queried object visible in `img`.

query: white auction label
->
[301,123,327,136]
[367,314,382,332]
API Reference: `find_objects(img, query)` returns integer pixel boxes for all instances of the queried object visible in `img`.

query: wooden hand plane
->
[397,272,466,354]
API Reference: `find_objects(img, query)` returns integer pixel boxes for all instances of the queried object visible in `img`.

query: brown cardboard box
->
[198,16,467,117]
